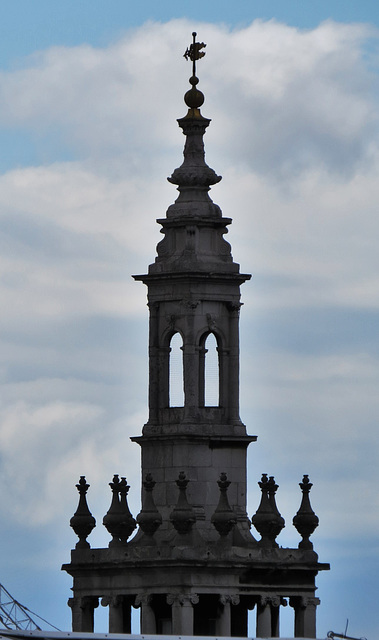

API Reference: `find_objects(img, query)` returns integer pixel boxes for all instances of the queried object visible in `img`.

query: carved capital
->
[181,594,199,606]
[101,595,123,608]
[219,594,240,606]
[206,313,217,329]
[167,593,199,607]
[69,596,98,611]
[166,593,179,606]
[181,296,200,310]
[226,302,242,315]
[135,593,153,608]
[289,595,320,610]
[258,595,281,608]
[166,314,176,331]
[301,596,320,609]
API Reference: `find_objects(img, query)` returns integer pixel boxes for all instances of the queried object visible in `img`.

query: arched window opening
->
[204,333,219,406]
[169,333,184,407]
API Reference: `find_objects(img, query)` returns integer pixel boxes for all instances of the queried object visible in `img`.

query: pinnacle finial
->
[169,471,196,534]
[293,474,319,549]
[183,32,206,111]
[184,32,206,76]
[251,474,285,547]
[70,476,96,549]
[211,472,237,537]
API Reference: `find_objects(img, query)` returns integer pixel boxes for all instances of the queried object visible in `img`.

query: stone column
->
[167,594,181,634]
[270,596,280,637]
[198,344,206,406]
[218,346,228,408]
[135,594,156,634]
[290,596,320,638]
[183,343,198,415]
[158,346,170,409]
[147,300,160,423]
[101,595,131,633]
[256,596,271,638]
[68,596,98,632]
[167,593,198,635]
[68,597,81,632]
[180,594,199,634]
[227,305,241,423]
[216,594,240,636]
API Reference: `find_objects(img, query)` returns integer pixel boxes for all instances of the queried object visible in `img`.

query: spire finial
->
[184,32,206,77]
[183,32,206,111]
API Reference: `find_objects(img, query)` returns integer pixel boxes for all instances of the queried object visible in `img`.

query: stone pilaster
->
[101,595,131,633]
[256,595,271,638]
[270,595,281,637]
[290,595,320,638]
[68,596,98,632]
[216,594,240,636]
[135,593,156,634]
[256,595,283,638]
[167,593,199,635]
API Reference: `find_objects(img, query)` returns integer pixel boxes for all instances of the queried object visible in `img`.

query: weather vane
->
[184,32,206,77]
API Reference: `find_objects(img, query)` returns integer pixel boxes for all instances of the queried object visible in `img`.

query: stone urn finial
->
[251,474,285,547]
[170,472,196,534]
[293,475,319,549]
[103,474,135,547]
[118,477,137,543]
[136,473,162,536]
[70,476,96,549]
[211,472,237,537]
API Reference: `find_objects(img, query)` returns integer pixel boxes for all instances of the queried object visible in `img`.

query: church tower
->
[63,34,329,638]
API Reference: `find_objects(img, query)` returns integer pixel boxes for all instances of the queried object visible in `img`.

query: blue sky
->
[1,1,379,68]
[0,2,377,639]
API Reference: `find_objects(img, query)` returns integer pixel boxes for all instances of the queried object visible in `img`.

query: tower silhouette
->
[63,34,329,639]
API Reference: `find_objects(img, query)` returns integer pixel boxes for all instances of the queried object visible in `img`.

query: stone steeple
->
[132,32,254,544]
[62,34,329,638]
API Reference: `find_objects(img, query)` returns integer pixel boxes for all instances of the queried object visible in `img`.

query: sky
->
[0,1,377,638]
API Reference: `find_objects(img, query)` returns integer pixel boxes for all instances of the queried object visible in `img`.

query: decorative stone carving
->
[169,472,196,534]
[226,301,242,314]
[101,595,123,608]
[167,593,199,606]
[135,593,153,608]
[293,474,319,549]
[219,594,240,606]
[251,474,285,547]
[136,473,162,536]
[181,296,200,310]
[70,476,96,549]
[103,474,136,546]
[81,596,99,610]
[206,313,217,330]
[167,115,221,192]
[119,477,137,542]
[211,472,237,537]
[166,315,176,331]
